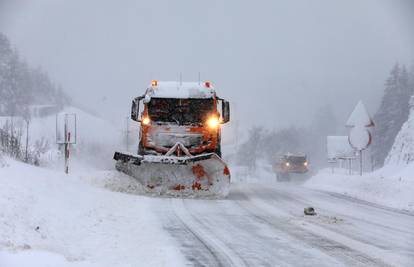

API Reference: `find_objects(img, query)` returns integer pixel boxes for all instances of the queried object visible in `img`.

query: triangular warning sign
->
[346,101,374,128]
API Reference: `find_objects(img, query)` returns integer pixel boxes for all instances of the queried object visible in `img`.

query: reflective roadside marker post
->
[56,113,77,174]
[327,136,356,175]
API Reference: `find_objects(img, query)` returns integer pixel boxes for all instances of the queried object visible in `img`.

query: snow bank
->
[386,96,414,165]
[305,97,414,212]
[0,157,185,267]
[305,166,414,212]
[0,106,125,170]
[27,107,118,146]
[27,106,122,168]
[0,250,98,267]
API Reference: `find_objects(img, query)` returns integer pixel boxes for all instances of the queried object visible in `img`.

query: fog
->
[1,0,413,131]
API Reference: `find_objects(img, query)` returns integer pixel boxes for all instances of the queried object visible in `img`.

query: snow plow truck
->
[113,80,231,197]
[273,153,309,181]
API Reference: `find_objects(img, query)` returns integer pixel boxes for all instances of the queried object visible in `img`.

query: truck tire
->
[276,172,290,182]
[215,133,222,157]
[215,142,222,158]
[138,141,145,155]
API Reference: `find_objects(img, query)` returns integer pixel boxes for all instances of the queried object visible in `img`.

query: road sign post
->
[346,101,374,176]
[56,113,77,174]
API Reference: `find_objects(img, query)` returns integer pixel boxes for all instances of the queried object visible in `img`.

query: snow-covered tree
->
[386,95,414,165]
[0,32,71,164]
[236,126,265,171]
[371,63,414,168]
[0,32,71,117]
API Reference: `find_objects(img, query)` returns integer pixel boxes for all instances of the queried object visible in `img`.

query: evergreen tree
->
[0,33,14,114]
[0,32,70,116]
[236,126,264,171]
[371,63,414,168]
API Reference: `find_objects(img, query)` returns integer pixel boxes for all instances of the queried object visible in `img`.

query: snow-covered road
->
[2,159,413,266]
[153,183,414,267]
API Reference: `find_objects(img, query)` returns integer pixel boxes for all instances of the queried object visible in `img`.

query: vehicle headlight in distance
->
[142,117,151,125]
[285,162,290,167]
[207,116,219,129]
[304,161,308,166]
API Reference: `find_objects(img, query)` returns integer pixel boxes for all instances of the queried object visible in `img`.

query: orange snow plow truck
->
[113,80,231,197]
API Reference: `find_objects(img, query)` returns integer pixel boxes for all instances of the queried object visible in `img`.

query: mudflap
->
[113,152,231,198]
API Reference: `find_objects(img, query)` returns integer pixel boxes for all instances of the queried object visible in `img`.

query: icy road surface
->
[152,183,414,267]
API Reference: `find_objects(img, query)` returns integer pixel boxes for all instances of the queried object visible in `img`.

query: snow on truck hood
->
[145,81,215,99]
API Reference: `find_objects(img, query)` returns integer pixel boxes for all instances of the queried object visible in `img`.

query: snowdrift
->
[0,157,185,267]
[1,106,123,169]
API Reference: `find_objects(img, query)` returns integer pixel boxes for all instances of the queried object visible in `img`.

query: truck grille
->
[152,132,203,148]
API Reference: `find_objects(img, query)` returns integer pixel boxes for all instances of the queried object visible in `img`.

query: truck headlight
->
[142,117,151,125]
[207,116,219,129]
[304,161,308,166]
[285,162,290,167]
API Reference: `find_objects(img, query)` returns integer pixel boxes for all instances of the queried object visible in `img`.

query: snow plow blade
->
[113,152,231,198]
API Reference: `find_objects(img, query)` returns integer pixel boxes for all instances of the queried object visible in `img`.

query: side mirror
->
[131,96,142,121]
[222,100,230,123]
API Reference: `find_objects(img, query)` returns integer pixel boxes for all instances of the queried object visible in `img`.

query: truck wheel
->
[215,133,222,157]
[215,142,222,157]
[138,141,145,155]
[277,173,290,182]
[276,173,283,182]
[284,173,291,182]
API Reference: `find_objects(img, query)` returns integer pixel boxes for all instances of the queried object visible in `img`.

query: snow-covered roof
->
[145,81,215,99]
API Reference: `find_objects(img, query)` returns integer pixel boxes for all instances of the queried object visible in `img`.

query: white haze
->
[0,0,413,131]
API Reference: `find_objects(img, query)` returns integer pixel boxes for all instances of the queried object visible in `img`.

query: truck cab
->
[273,153,309,181]
[130,80,230,158]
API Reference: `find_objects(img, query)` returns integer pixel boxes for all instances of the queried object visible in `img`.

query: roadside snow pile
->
[386,96,414,165]
[306,97,414,212]
[0,250,98,267]
[28,106,121,168]
[28,107,118,149]
[0,106,122,169]
[0,157,185,267]
[305,165,414,212]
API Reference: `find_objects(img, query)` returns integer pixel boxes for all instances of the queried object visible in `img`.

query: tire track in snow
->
[156,203,222,267]
[234,187,393,267]
[171,198,248,267]
[254,185,414,251]
[325,191,414,217]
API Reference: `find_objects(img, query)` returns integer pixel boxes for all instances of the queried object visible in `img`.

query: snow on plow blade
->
[113,152,231,198]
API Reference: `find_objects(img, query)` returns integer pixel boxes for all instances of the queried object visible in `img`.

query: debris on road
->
[304,207,317,216]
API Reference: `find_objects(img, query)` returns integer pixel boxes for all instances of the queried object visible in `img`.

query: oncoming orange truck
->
[273,153,309,181]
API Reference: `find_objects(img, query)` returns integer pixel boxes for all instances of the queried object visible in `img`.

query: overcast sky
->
[1,0,413,132]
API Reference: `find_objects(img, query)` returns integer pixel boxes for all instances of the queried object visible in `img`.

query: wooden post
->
[64,114,69,174]
[25,120,29,162]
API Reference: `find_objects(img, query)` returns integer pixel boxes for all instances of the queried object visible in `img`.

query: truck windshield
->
[287,156,307,163]
[148,98,214,125]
